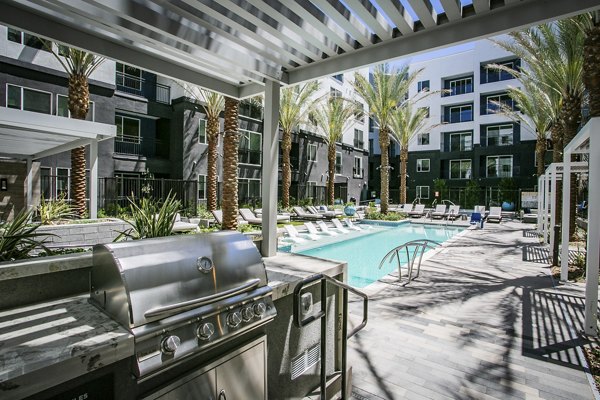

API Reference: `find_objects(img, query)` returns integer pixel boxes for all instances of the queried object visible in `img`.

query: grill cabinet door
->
[152,370,216,400]
[216,341,266,400]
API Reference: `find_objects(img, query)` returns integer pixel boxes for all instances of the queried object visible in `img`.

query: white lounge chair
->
[402,203,413,213]
[171,213,200,233]
[211,210,248,226]
[487,207,503,223]
[284,224,319,241]
[331,219,350,234]
[316,220,339,236]
[408,204,425,218]
[308,205,336,218]
[292,206,324,220]
[343,219,363,231]
[305,222,335,237]
[431,204,447,219]
[474,205,486,215]
[239,208,262,224]
[446,205,461,221]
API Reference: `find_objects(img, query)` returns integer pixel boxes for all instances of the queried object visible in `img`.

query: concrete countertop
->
[0,252,93,282]
[0,296,133,400]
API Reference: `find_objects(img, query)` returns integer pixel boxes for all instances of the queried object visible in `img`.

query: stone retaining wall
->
[37,219,130,247]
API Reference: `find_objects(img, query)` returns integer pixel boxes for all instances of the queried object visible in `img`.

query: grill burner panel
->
[89,231,276,379]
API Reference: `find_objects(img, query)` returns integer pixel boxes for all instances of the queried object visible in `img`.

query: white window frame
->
[116,63,142,90]
[7,28,49,50]
[56,94,95,121]
[417,80,430,92]
[6,84,52,114]
[449,159,472,180]
[198,118,207,144]
[115,115,141,144]
[416,186,430,199]
[486,155,513,178]
[307,143,317,162]
[335,151,342,175]
[56,167,70,199]
[448,77,473,96]
[238,177,262,199]
[486,124,513,146]
[449,132,473,152]
[198,174,207,200]
[238,128,262,165]
[354,129,364,148]
[447,104,473,123]
[353,156,363,178]
[417,132,430,146]
[417,159,430,173]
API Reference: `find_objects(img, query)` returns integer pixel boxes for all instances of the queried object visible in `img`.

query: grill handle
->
[144,278,261,318]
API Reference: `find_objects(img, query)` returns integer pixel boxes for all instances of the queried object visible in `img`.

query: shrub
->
[38,195,77,225]
[115,192,181,240]
[0,208,54,261]
[196,204,213,219]
[365,211,406,221]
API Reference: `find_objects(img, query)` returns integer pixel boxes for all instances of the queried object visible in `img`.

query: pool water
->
[294,223,464,288]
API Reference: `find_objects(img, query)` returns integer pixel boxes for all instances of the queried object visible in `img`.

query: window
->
[487,155,513,178]
[41,167,52,200]
[354,157,363,178]
[238,178,261,202]
[354,129,364,148]
[335,151,342,174]
[56,168,70,199]
[417,159,430,172]
[354,102,364,122]
[419,107,430,118]
[482,93,515,115]
[198,119,207,144]
[7,84,52,114]
[116,62,142,91]
[486,124,513,146]
[57,94,94,121]
[330,87,342,98]
[307,143,317,162]
[481,59,520,84]
[198,175,207,200]
[369,139,374,154]
[449,159,472,179]
[332,74,343,82]
[417,132,430,146]
[7,28,49,50]
[443,76,473,96]
[239,129,262,165]
[416,186,430,199]
[444,104,473,123]
[417,80,430,92]
[306,181,317,199]
[449,132,472,152]
[115,115,141,143]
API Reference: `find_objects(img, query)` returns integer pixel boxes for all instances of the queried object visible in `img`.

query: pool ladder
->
[378,239,442,283]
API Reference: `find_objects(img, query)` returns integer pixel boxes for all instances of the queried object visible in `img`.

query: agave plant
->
[38,195,77,225]
[0,208,53,261]
[116,192,181,240]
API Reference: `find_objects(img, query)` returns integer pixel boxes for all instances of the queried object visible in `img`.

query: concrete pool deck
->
[348,220,598,400]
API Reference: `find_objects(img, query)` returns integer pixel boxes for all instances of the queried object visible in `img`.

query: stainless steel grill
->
[90,231,276,380]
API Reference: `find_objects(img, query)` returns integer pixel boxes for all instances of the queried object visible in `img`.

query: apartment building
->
[369,38,540,205]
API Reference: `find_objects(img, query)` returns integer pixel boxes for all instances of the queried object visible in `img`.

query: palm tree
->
[279,82,320,208]
[311,97,359,205]
[50,46,104,217]
[389,103,431,204]
[179,84,225,211]
[581,12,600,117]
[221,97,240,230]
[354,64,420,213]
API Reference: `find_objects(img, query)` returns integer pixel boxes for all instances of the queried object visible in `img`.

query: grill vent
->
[290,343,321,380]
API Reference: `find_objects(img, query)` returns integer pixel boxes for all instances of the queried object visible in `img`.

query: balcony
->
[115,135,170,158]
[115,72,171,104]
[239,149,262,165]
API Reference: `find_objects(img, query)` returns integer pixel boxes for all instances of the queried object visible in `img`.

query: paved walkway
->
[348,221,597,400]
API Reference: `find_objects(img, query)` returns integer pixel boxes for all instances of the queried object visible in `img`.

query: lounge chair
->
[292,206,324,220]
[308,205,336,219]
[474,205,486,215]
[431,204,447,219]
[316,220,339,236]
[470,212,482,226]
[171,213,200,233]
[253,209,291,223]
[284,224,319,241]
[331,219,350,234]
[211,210,248,226]
[239,208,262,224]
[446,205,461,221]
[487,207,503,223]
[343,219,363,231]
[408,204,425,218]
[402,203,413,213]
[305,222,336,237]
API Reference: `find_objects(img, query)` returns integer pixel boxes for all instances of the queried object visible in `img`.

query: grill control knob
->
[196,322,215,340]
[161,335,181,354]
[227,311,242,328]
[241,306,254,322]
[253,302,267,317]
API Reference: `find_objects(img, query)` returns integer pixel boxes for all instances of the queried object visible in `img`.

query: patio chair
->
[331,218,350,234]
[446,205,461,221]
[304,222,336,237]
[431,204,447,219]
[284,224,319,241]
[239,208,262,224]
[408,204,426,218]
[343,219,363,231]
[211,210,248,226]
[308,205,336,219]
[292,206,324,220]
[253,209,291,223]
[470,212,482,226]
[487,207,503,223]
[316,220,340,236]
[402,203,413,213]
[474,205,487,215]
[171,213,200,233]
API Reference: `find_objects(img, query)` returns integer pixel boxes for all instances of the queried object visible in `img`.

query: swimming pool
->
[293,223,464,288]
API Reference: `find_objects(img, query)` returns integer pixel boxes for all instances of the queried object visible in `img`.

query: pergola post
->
[560,159,571,282]
[89,140,98,219]
[549,164,558,248]
[261,79,280,257]
[585,125,599,336]
[544,171,551,243]
[537,175,543,230]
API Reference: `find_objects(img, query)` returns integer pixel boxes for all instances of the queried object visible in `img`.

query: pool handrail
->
[378,239,442,283]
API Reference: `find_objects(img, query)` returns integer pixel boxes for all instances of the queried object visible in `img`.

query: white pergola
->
[0,107,116,218]
[1,0,599,257]
[560,117,598,336]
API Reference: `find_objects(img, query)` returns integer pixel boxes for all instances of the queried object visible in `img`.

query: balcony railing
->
[115,135,142,156]
[238,149,262,165]
[115,72,171,104]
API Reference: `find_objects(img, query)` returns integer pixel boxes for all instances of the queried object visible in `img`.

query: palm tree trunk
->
[561,96,582,240]
[281,129,292,208]
[379,127,390,214]
[535,137,546,177]
[399,146,408,204]
[584,22,600,117]
[206,116,219,211]
[327,143,336,206]
[549,123,563,230]
[68,73,90,217]
[222,97,239,230]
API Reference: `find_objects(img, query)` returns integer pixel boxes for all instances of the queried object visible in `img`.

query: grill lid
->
[90,231,267,328]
